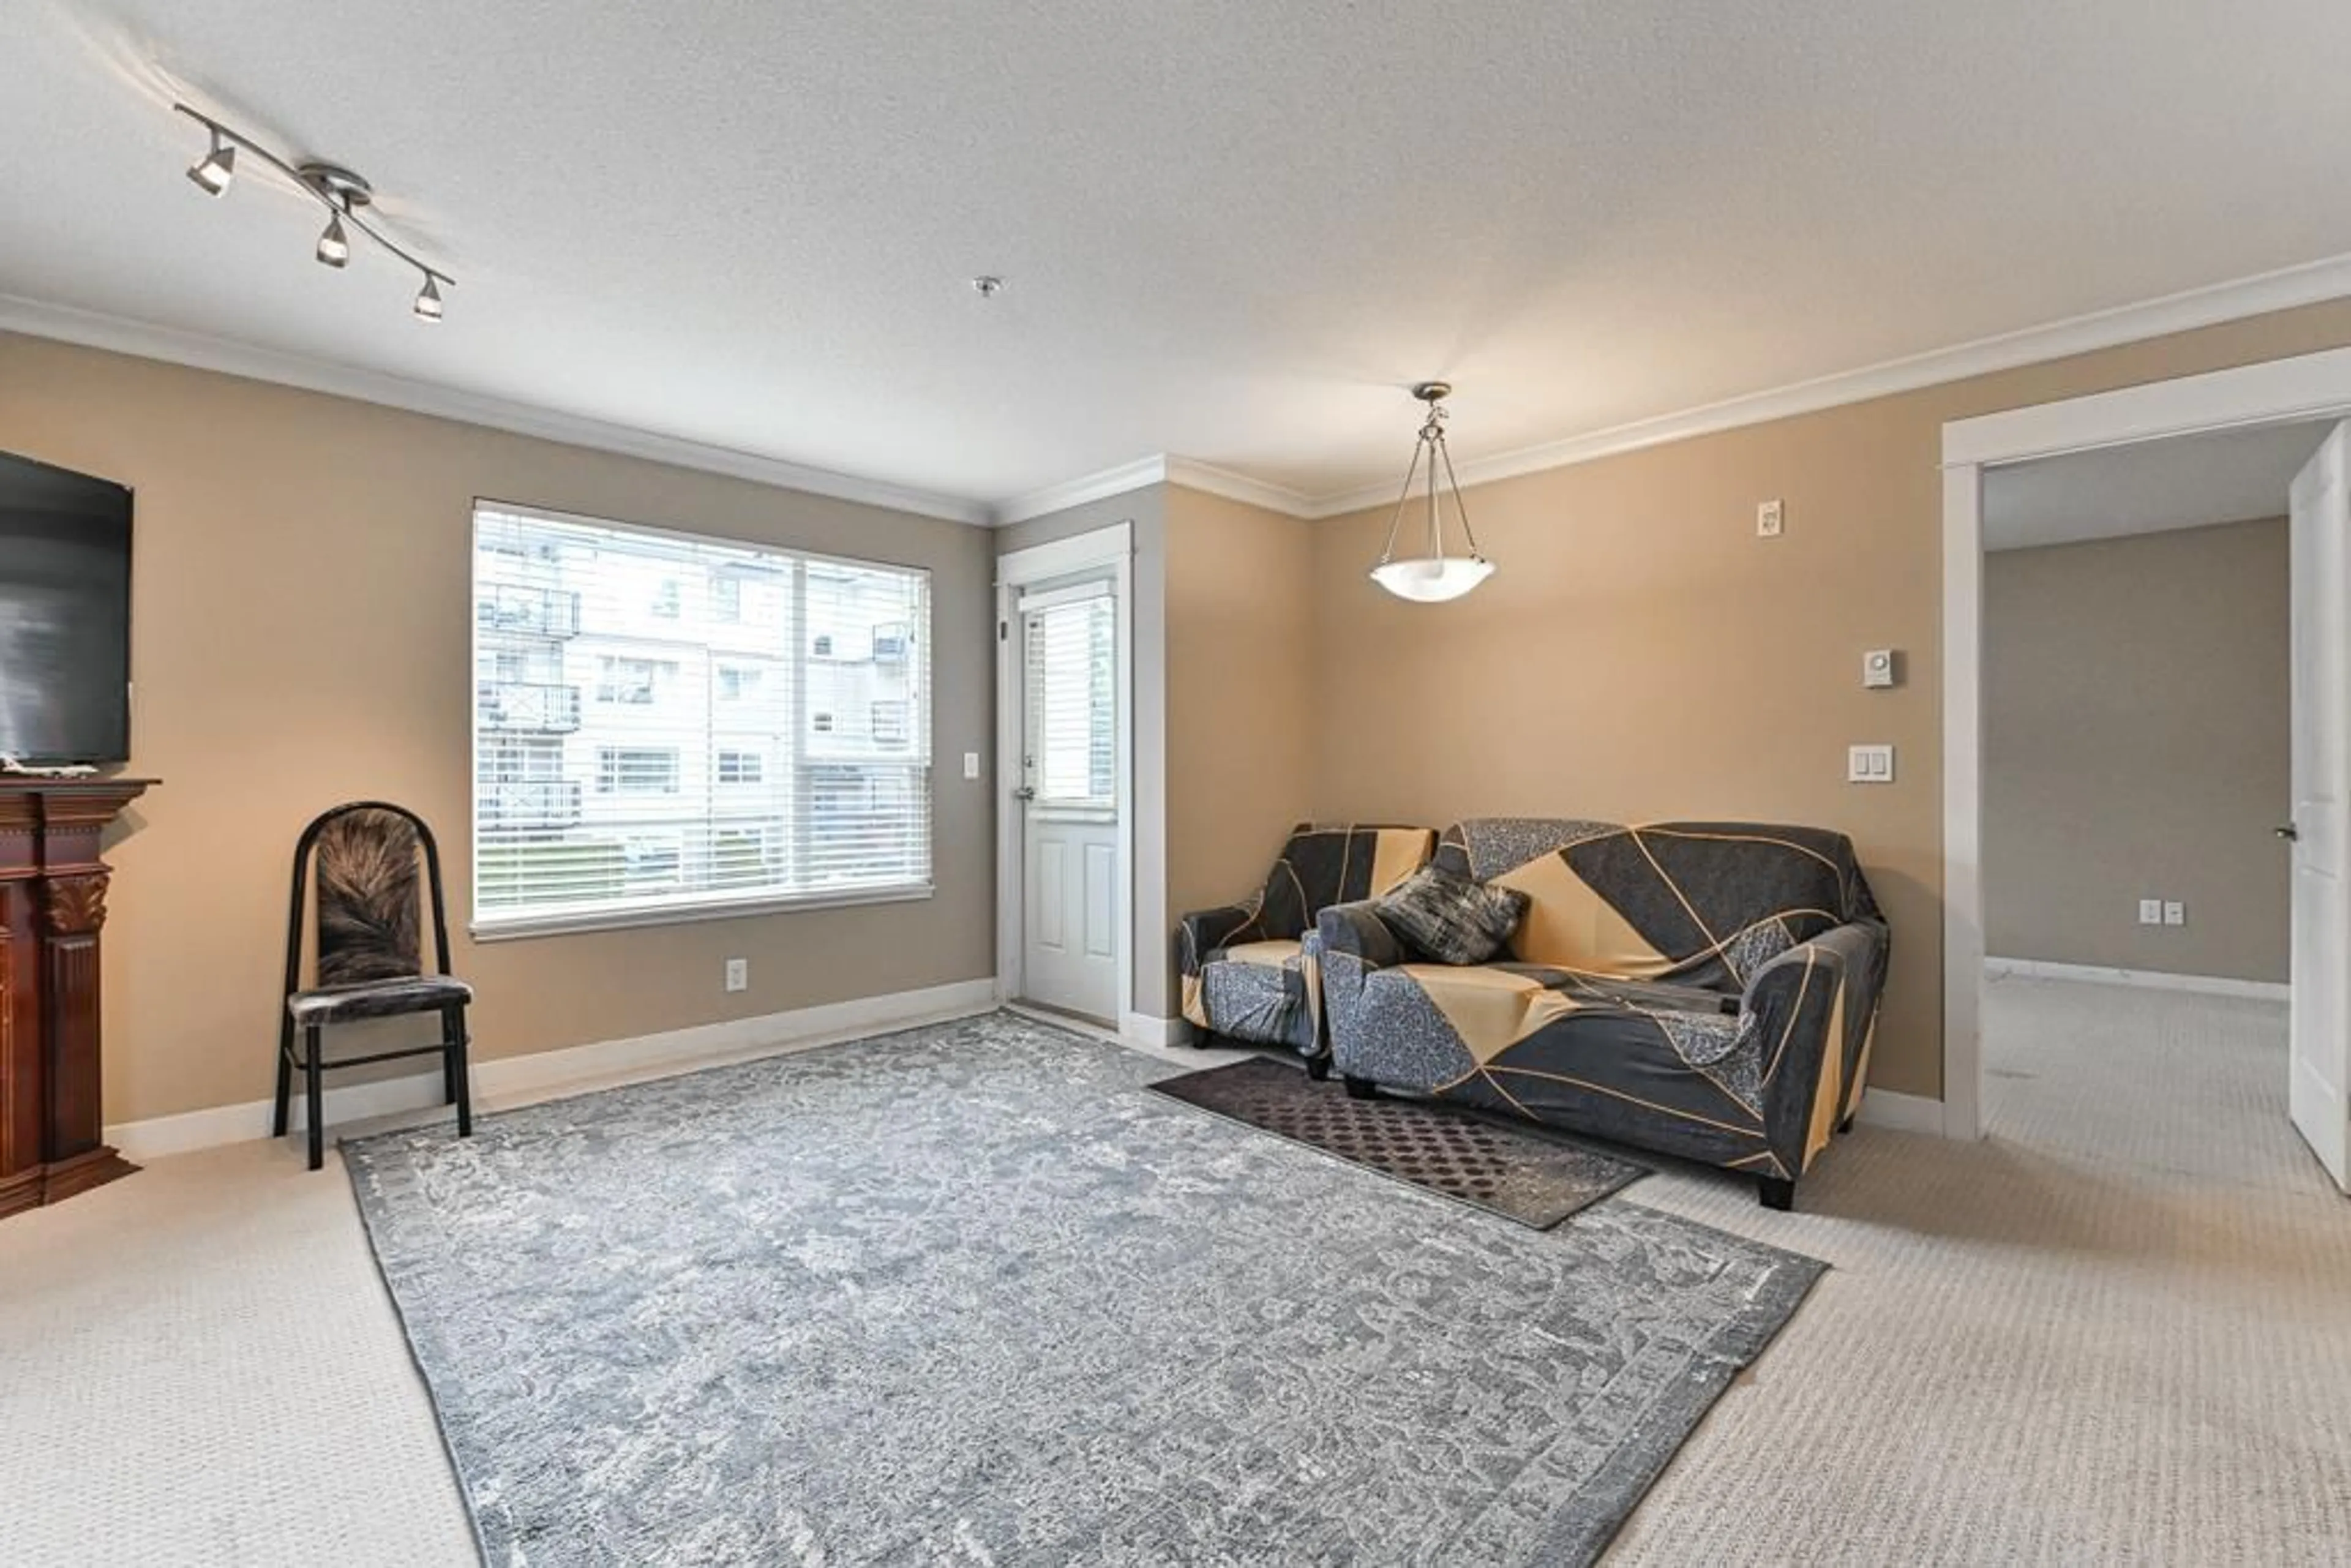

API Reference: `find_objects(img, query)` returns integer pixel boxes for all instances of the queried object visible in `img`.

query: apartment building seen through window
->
[472,503,932,934]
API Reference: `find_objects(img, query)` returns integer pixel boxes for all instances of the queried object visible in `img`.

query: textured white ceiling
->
[1982,421,2334,551]
[7,1,2351,514]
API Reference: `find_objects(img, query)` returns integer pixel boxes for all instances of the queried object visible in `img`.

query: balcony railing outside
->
[478,779,584,831]
[478,586,582,640]
[478,681,582,733]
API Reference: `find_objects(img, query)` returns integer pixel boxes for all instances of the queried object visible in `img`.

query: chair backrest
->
[1256,822,1436,938]
[283,801,454,995]
[1434,818,1880,992]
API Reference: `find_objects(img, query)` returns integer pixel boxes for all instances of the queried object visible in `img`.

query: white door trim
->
[995,522,1135,1029]
[1940,343,2351,1141]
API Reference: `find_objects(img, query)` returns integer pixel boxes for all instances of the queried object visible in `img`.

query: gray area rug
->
[345,1011,1823,1566]
[1150,1056,1644,1227]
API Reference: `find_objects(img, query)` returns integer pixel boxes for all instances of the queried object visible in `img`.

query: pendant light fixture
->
[1368,381,1493,602]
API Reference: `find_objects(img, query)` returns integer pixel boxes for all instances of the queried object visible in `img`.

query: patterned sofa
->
[1178,823,1435,1066]
[1314,819,1889,1209]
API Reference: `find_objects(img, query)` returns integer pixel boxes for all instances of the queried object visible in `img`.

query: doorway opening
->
[1943,348,2351,1196]
[1974,424,2321,1188]
[995,523,1133,1029]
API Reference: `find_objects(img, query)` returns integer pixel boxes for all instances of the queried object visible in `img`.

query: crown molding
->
[988,454,1170,526]
[1302,250,2351,517]
[992,250,2351,527]
[0,294,994,526]
[21,244,2351,533]
[989,454,1319,526]
[1160,457,1318,518]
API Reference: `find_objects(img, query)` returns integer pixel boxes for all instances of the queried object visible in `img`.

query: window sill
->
[470,883,934,942]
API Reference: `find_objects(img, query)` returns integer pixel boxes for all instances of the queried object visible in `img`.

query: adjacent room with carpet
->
[2,4,2349,1564]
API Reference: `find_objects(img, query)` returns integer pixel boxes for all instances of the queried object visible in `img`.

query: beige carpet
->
[2,982,2346,1565]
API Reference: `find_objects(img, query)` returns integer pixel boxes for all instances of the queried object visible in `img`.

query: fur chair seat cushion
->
[289,975,474,1025]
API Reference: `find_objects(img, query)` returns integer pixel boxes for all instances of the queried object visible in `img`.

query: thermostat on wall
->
[1862,649,1899,689]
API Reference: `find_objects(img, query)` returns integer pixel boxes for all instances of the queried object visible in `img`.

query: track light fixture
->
[172,103,453,321]
[186,131,236,195]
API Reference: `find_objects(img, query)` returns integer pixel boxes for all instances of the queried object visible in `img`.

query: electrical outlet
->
[2163,900,2185,927]
[1847,744,1894,783]
[2138,899,2164,926]
[962,751,981,781]
[1757,499,1785,538]
[724,958,748,993]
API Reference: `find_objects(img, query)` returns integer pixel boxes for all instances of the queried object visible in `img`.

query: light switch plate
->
[962,751,981,780]
[1847,744,1894,782]
[1757,498,1785,538]
[2138,899,2164,926]
[2163,900,2185,926]
[1862,648,1898,689]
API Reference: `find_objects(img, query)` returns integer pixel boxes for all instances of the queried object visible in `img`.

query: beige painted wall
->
[1163,486,1318,956]
[0,332,997,1123]
[1308,299,2351,1099]
[18,294,2351,1117]
[1984,518,2289,981]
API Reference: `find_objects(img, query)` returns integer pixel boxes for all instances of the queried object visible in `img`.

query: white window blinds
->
[1022,588,1117,811]
[473,503,931,934]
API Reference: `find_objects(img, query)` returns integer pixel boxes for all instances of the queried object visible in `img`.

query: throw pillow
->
[1374,865,1529,966]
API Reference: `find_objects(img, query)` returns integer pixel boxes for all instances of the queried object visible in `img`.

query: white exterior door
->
[2289,422,2351,1192]
[1017,582,1120,1024]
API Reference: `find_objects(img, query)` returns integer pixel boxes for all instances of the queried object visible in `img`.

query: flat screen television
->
[0,449,132,765]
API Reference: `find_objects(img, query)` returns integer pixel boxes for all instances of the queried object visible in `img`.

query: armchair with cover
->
[1177,823,1434,1066]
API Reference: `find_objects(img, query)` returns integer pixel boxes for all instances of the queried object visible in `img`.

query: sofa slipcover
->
[1316,818,1889,1207]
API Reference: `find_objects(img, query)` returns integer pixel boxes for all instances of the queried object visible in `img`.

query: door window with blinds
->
[1021,583,1117,812]
[472,503,931,934]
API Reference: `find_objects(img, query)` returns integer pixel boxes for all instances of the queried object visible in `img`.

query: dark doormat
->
[1149,1057,1645,1228]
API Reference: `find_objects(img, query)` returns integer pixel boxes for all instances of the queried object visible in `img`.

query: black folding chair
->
[275,801,474,1169]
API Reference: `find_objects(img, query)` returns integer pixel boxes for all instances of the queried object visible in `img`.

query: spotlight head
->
[413,276,444,322]
[186,137,235,196]
[316,211,350,269]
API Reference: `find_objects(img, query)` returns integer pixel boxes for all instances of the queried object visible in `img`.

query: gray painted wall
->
[1984,516,2289,982]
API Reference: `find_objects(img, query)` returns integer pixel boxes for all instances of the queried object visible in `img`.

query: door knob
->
[2276,823,2300,841]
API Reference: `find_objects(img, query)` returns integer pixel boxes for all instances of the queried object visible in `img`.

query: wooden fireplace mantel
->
[0,776,156,1219]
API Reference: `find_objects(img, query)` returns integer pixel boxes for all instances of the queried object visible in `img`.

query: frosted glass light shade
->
[1370,555,1494,603]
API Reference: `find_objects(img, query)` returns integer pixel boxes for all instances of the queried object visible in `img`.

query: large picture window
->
[471,502,932,935]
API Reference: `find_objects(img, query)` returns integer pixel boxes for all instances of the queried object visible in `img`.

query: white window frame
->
[470,498,934,940]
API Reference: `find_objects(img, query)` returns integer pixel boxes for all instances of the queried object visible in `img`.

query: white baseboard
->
[1984,956,2289,1002]
[1120,1011,1190,1048]
[1856,1087,1949,1136]
[107,978,999,1162]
